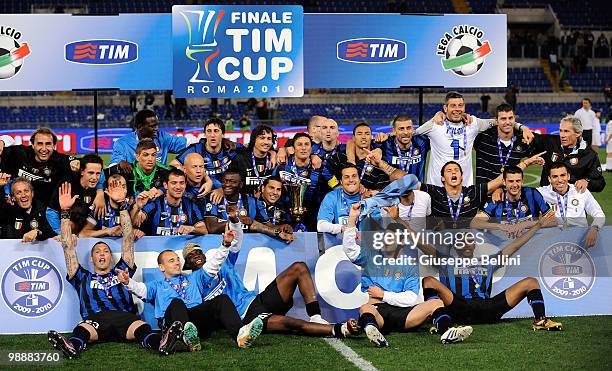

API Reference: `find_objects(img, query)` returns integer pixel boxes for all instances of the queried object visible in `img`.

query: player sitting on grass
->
[183,206,360,339]
[48,181,172,359]
[118,222,264,353]
[412,222,563,331]
[343,203,473,347]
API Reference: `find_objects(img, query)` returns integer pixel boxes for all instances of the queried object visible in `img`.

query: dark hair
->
[262,175,283,188]
[495,103,514,118]
[341,165,359,176]
[134,109,157,129]
[502,165,523,179]
[352,122,371,135]
[444,91,464,104]
[222,169,242,182]
[582,98,591,104]
[549,162,569,173]
[392,115,412,127]
[90,242,111,257]
[204,117,225,134]
[157,249,175,264]
[292,132,312,146]
[441,161,463,176]
[30,127,58,145]
[136,138,157,155]
[70,202,90,234]
[79,153,103,171]
[164,168,186,183]
[248,125,276,151]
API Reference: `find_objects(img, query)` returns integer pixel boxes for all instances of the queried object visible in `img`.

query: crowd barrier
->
[1,228,611,334]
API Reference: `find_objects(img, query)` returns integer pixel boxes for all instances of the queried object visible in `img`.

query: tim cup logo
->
[2,257,63,317]
[538,242,595,300]
[179,9,224,83]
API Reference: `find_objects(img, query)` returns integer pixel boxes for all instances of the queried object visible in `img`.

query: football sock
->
[432,307,452,333]
[423,288,440,301]
[134,323,161,350]
[305,301,321,317]
[358,313,378,329]
[527,289,546,319]
[69,325,90,352]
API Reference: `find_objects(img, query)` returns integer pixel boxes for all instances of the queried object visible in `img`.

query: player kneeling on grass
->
[118,223,263,353]
[343,204,473,347]
[48,183,166,358]
[415,222,562,331]
[183,207,360,339]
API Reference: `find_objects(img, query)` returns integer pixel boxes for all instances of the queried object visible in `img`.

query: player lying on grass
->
[400,218,563,331]
[118,222,264,353]
[343,203,473,347]
[183,206,360,339]
[48,181,173,359]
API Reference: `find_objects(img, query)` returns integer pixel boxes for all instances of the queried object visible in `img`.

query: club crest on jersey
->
[464,196,470,203]
[520,204,528,212]
[569,157,578,166]
[571,199,579,206]
[43,168,51,176]
[30,219,38,229]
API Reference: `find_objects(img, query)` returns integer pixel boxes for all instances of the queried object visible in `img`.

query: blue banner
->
[1,228,611,334]
[172,5,304,98]
[0,13,506,91]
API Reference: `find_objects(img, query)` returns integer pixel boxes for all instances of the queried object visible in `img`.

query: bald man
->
[183,153,213,208]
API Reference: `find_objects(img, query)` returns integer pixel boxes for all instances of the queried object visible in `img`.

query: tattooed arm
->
[120,209,135,269]
[58,182,79,279]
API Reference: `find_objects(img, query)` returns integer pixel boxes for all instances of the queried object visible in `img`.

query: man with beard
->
[415,91,533,186]
[132,168,207,236]
[105,139,169,199]
[229,125,278,195]
[254,176,294,243]
[171,118,242,190]
[279,133,328,231]
[0,176,54,241]
[110,109,188,168]
[377,115,430,181]
[0,127,102,209]
[474,104,536,183]
[48,182,174,358]
[46,154,104,235]
[531,115,605,192]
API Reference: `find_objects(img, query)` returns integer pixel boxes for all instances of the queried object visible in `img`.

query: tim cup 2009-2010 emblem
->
[2,257,63,317]
[538,242,595,300]
[179,9,222,83]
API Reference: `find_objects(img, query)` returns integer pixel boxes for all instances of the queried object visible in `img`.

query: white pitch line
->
[323,338,379,371]
[523,172,541,186]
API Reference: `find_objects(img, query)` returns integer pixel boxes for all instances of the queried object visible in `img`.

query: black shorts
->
[80,310,142,342]
[242,280,292,327]
[447,290,512,324]
[373,302,414,335]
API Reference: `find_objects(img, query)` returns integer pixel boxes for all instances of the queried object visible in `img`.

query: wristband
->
[222,241,232,248]
[119,199,130,211]
[61,210,70,219]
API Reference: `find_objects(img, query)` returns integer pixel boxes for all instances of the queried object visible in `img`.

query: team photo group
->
[0,90,607,358]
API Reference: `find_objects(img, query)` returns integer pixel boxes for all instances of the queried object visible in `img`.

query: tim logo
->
[65,39,138,65]
[337,38,406,63]
[2,257,63,317]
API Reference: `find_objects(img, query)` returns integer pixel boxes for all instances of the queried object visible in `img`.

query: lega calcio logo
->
[2,257,63,317]
[0,25,31,79]
[436,25,492,77]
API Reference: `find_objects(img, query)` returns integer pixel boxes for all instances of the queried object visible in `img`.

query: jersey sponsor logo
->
[539,242,595,300]
[90,275,120,291]
[203,278,226,300]
[337,38,406,64]
[436,25,492,77]
[65,39,138,65]
[2,257,63,317]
